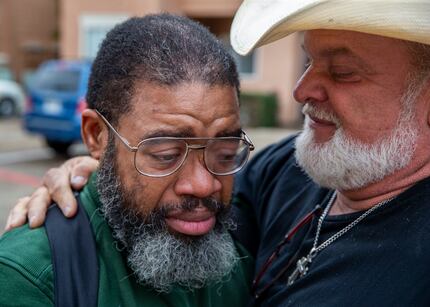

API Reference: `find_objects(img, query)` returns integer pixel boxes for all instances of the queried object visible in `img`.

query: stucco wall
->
[241,34,305,126]
[0,0,57,80]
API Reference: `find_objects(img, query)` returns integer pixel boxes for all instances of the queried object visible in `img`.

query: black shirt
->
[232,135,430,307]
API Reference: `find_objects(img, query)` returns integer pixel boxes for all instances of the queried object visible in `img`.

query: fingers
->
[5,196,31,231]
[4,186,52,231]
[27,187,51,228]
[41,156,98,218]
[43,167,78,218]
[69,156,99,190]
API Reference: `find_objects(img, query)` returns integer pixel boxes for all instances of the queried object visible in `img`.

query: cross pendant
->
[287,256,311,286]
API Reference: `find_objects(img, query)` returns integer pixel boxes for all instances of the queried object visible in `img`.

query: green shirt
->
[0,175,254,306]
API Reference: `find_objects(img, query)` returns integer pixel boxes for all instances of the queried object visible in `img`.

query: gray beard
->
[294,80,421,191]
[96,140,239,292]
[294,115,417,190]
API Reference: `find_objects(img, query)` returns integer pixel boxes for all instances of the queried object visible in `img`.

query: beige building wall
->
[241,35,305,126]
[0,0,58,81]
[178,0,242,17]
[60,0,303,126]
[59,0,241,59]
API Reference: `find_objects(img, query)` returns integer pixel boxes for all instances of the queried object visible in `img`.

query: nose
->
[174,153,222,198]
[293,66,328,105]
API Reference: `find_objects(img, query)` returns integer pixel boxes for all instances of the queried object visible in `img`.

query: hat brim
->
[231,0,430,55]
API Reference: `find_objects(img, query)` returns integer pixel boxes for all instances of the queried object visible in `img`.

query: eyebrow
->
[302,45,362,60]
[301,45,376,74]
[140,128,243,140]
[216,129,242,138]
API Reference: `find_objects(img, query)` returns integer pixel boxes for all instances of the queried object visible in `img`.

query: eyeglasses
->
[252,205,322,301]
[96,110,255,177]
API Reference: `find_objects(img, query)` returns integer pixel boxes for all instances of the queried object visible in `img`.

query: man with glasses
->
[0,14,254,306]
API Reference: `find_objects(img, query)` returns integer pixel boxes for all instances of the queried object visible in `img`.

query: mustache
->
[302,103,341,127]
[158,197,226,217]
[139,197,229,229]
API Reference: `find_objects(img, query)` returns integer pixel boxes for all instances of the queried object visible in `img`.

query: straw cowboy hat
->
[231,0,430,55]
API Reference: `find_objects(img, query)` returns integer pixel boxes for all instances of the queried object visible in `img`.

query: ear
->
[423,82,430,128]
[81,109,107,160]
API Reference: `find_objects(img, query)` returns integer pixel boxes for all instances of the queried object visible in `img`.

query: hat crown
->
[231,0,430,55]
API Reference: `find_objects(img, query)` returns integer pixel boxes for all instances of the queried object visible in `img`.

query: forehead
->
[119,82,240,138]
[303,29,412,67]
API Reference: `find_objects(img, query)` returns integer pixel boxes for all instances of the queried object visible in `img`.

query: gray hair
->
[405,41,430,83]
[87,14,240,126]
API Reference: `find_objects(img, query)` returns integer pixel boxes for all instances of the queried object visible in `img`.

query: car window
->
[33,68,81,92]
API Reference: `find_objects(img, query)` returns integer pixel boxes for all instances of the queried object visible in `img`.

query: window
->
[79,14,129,59]
[34,68,81,92]
[220,34,257,77]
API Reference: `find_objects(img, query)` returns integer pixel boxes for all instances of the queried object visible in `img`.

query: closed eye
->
[148,152,181,163]
[330,70,361,82]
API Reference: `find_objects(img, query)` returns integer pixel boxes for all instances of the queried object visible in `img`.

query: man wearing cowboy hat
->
[6,0,430,306]
[230,0,430,305]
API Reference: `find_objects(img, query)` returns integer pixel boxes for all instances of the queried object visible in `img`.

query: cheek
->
[331,91,400,135]
[114,148,137,196]
[219,176,234,205]
[115,149,171,214]
[124,173,173,215]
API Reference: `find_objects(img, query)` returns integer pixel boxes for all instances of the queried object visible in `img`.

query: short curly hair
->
[87,14,240,125]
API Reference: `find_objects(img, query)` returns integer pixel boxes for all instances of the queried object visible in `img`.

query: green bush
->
[239,92,278,127]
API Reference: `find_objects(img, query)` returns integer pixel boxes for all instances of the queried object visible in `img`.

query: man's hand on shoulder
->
[5,156,98,231]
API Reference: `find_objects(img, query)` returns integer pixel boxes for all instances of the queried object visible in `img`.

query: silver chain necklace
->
[287,192,394,285]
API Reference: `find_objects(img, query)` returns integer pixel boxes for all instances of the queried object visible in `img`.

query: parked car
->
[23,60,91,155]
[0,67,26,117]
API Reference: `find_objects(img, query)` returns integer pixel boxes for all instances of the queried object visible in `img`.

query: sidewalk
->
[245,127,299,156]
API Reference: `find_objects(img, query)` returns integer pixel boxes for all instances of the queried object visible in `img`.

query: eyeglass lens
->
[134,138,250,176]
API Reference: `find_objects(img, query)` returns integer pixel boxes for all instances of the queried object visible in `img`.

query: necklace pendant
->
[287,256,311,286]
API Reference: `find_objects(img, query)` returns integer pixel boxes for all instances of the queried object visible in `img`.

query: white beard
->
[294,87,420,191]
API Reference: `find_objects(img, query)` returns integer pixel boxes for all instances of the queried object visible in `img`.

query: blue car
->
[24,60,91,155]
